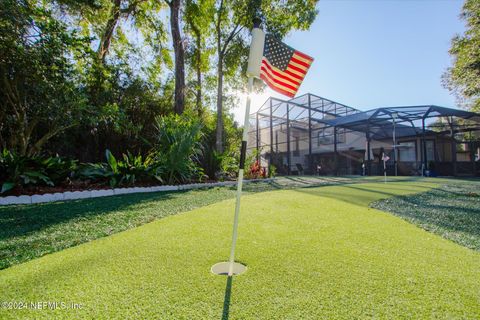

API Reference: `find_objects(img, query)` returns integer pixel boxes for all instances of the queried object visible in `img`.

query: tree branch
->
[221,24,243,56]
[28,124,76,156]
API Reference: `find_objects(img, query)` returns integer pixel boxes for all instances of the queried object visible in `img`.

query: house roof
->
[253,95,480,140]
[320,105,480,139]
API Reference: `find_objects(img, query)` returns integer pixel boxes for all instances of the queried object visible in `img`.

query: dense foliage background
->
[0,0,318,193]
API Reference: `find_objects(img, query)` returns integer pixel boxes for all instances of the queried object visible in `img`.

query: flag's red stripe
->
[290,56,311,68]
[260,74,295,98]
[260,68,298,92]
[261,62,300,86]
[261,67,298,89]
[261,63,299,87]
[260,70,297,94]
[284,69,303,81]
[294,50,314,62]
[262,59,301,83]
[287,63,307,76]
[262,58,303,81]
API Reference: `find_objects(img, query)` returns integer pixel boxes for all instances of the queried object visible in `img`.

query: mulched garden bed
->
[3,179,223,197]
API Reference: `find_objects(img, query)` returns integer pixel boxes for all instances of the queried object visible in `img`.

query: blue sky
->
[241,0,466,121]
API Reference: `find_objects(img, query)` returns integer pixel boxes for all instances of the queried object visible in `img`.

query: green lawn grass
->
[1,180,479,319]
[372,180,480,251]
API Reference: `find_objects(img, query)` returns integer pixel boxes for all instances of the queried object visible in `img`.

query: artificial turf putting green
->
[0,175,418,270]
[1,181,479,319]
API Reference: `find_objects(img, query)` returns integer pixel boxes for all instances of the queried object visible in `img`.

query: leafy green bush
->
[217,152,238,180]
[151,114,204,184]
[42,156,79,184]
[196,113,241,180]
[0,108,245,195]
[76,163,106,182]
[105,150,160,187]
[78,150,160,188]
[0,149,77,193]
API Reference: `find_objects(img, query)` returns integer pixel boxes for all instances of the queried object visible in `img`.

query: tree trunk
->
[213,0,242,153]
[195,32,202,117]
[215,54,224,153]
[169,0,185,114]
[97,0,121,63]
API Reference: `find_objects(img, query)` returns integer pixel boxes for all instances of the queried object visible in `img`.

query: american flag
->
[260,34,313,98]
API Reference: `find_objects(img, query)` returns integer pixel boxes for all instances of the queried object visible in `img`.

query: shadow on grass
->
[0,191,183,241]
[371,183,480,251]
[271,176,358,188]
[377,190,480,234]
[221,276,233,320]
[291,181,433,207]
[281,176,348,184]
[399,191,480,216]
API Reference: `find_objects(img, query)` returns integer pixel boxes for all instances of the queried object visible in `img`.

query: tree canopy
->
[444,0,480,112]
[0,0,319,168]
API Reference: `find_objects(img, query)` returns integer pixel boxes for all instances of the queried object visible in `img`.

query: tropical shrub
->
[196,113,242,180]
[76,163,107,182]
[104,150,160,187]
[0,149,77,193]
[41,156,79,185]
[151,114,204,184]
[78,150,159,188]
[197,120,221,180]
[219,152,239,180]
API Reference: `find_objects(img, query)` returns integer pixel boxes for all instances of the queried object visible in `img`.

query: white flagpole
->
[226,20,265,276]
[210,19,265,277]
[227,76,254,276]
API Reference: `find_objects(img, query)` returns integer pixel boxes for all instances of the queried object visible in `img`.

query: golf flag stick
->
[227,21,265,276]
[382,152,390,183]
[215,17,312,276]
[227,76,253,276]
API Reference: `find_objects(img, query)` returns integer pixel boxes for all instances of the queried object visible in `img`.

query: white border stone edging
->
[0,178,274,206]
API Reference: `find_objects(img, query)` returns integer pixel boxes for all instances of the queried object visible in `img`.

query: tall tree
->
[57,0,167,69]
[444,0,480,112]
[97,0,122,62]
[59,0,150,64]
[165,0,186,114]
[0,0,90,155]
[52,0,172,158]
[213,0,246,153]
[184,0,214,116]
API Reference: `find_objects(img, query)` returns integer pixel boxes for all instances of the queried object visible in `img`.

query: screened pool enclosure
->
[248,93,480,176]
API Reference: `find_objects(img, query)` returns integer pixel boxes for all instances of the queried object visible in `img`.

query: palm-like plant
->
[0,149,76,193]
[78,150,159,188]
[152,114,204,184]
